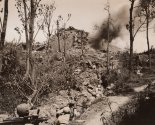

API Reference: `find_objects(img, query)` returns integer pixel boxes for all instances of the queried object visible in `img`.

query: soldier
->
[16,99,33,117]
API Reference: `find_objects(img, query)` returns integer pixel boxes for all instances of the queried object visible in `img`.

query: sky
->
[0,0,155,52]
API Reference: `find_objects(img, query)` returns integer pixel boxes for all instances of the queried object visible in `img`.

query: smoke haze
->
[90,4,130,50]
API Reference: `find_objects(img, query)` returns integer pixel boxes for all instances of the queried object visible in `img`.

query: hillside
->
[1,27,155,125]
[0,27,122,121]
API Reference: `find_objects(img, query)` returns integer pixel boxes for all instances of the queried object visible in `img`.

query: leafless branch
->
[134,18,146,38]
[33,18,46,40]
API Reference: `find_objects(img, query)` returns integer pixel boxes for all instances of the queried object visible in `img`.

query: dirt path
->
[78,96,131,125]
[78,84,152,125]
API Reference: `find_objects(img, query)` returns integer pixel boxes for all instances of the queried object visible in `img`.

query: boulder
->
[74,109,80,117]
[55,95,69,108]
[63,107,71,114]
[29,109,38,116]
[58,114,70,124]
[37,105,57,118]
[89,96,96,103]
[87,84,94,89]
[39,108,51,118]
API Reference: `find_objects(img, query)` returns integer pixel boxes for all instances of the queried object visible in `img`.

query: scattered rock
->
[39,109,51,118]
[87,84,94,89]
[29,109,38,116]
[96,85,103,96]
[49,107,57,117]
[107,90,115,96]
[56,108,63,116]
[74,68,81,75]
[54,95,69,108]
[89,96,96,103]
[134,85,148,92]
[83,80,89,86]
[92,65,96,70]
[58,114,70,124]
[74,108,80,118]
[107,83,115,90]
[82,90,92,99]
[59,90,68,97]
[63,107,71,114]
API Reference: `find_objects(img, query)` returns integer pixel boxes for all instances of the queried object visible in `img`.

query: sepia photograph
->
[0,0,155,125]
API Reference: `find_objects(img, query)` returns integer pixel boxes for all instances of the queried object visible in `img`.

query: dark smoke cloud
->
[90,4,129,50]
[91,22,122,49]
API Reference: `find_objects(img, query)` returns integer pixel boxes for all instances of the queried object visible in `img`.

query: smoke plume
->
[90,4,129,50]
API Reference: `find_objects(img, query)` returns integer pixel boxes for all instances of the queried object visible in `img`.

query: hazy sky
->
[1,0,155,52]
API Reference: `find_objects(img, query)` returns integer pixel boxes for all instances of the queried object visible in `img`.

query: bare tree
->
[103,0,112,74]
[38,3,56,50]
[91,0,121,73]
[128,0,146,73]
[80,30,84,58]
[129,0,135,73]
[57,14,71,62]
[140,0,155,69]
[15,0,42,103]
[56,19,61,52]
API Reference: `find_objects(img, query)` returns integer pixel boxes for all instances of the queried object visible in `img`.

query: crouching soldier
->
[16,99,33,117]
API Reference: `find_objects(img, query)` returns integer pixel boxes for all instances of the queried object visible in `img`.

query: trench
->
[119,93,155,125]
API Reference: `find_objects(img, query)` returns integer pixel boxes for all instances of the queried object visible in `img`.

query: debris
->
[58,114,70,124]
[134,85,148,92]
[74,108,80,118]
[107,83,115,90]
[96,85,103,97]
[83,80,89,86]
[74,68,82,75]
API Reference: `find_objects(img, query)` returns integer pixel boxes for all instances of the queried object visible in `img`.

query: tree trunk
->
[23,0,29,46]
[57,20,61,52]
[25,0,35,80]
[146,9,151,69]
[107,13,110,74]
[107,42,110,74]
[129,0,135,73]
[23,0,30,76]
[47,16,51,51]
[63,31,66,62]
[0,0,8,49]
[0,0,8,72]
[80,31,84,58]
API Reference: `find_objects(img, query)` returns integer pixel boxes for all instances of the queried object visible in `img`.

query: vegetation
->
[0,1,155,122]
